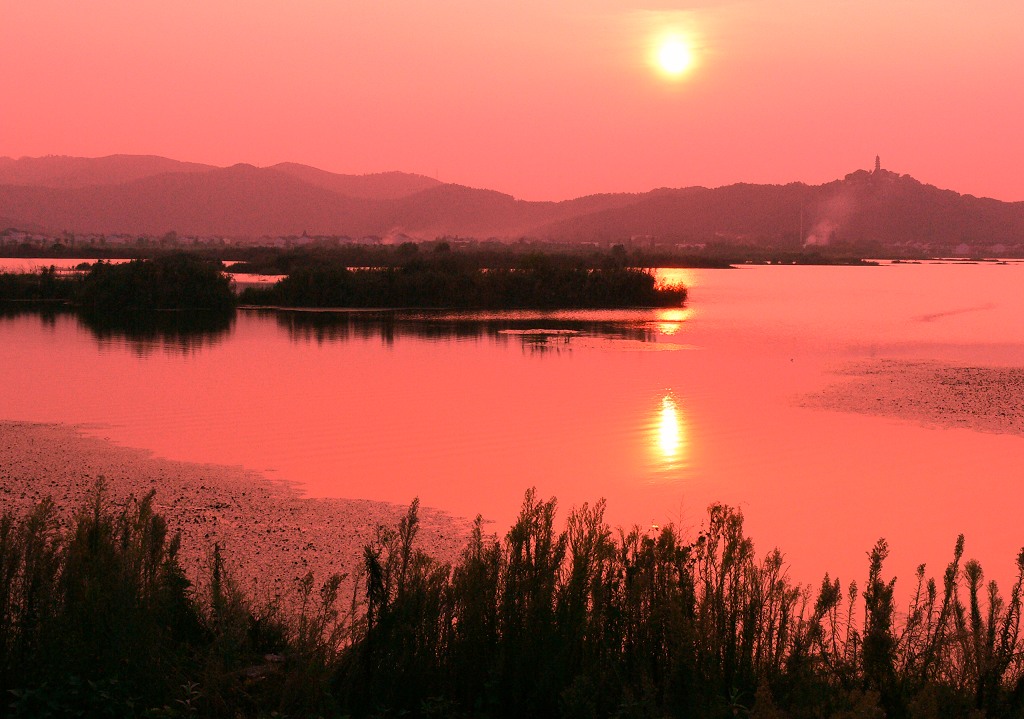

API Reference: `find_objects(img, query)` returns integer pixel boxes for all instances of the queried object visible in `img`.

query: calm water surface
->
[3,261,1024,589]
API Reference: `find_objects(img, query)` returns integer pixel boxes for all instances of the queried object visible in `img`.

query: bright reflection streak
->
[657,308,690,335]
[658,395,682,459]
[654,268,697,289]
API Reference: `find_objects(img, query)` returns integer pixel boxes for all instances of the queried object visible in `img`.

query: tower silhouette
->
[874,155,881,173]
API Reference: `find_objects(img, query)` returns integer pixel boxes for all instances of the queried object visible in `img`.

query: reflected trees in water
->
[4,303,684,356]
[0,305,234,356]
[267,308,662,349]
[78,309,235,356]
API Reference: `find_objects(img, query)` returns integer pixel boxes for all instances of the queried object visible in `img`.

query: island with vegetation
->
[76,254,235,314]
[0,253,234,312]
[238,255,686,309]
[1,248,687,312]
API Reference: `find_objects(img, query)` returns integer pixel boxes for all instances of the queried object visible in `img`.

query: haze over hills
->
[1,154,1022,253]
[269,162,442,200]
[534,171,1024,251]
[0,155,216,189]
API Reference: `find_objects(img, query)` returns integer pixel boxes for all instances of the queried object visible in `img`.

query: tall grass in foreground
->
[0,483,343,718]
[2,485,1023,718]
[341,495,1024,718]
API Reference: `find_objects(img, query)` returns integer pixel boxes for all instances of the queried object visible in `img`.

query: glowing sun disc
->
[657,39,692,76]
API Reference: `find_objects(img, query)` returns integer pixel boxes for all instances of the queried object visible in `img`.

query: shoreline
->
[0,420,473,604]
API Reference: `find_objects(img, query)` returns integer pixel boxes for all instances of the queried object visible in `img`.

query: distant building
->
[874,155,881,173]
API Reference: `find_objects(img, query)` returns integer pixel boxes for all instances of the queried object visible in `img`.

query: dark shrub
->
[78,254,235,313]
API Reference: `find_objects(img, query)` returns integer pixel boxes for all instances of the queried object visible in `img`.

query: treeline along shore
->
[0,248,687,311]
[2,486,1023,718]
[0,235,880,268]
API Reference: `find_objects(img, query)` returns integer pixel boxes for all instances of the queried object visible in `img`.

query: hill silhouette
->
[269,162,441,200]
[0,154,215,188]
[535,170,1024,252]
[0,164,380,237]
[2,155,1022,253]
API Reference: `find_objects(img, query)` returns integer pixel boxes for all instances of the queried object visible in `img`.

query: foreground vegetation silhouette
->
[3,486,1024,718]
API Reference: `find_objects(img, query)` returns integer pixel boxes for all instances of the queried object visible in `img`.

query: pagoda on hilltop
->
[874,155,881,173]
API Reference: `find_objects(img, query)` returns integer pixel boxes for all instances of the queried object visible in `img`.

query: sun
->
[655,38,693,78]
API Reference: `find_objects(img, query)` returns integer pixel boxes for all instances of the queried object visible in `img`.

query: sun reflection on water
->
[656,308,691,336]
[655,394,686,469]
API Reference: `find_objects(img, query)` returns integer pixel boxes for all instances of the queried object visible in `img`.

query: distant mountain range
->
[1,154,1022,251]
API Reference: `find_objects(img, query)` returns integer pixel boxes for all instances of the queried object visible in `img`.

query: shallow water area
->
[3,261,1024,592]
[0,257,131,271]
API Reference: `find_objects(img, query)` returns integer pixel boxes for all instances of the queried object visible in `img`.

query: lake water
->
[3,260,1024,591]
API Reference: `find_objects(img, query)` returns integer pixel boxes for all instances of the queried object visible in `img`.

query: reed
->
[3,486,1023,718]
[338,493,1024,718]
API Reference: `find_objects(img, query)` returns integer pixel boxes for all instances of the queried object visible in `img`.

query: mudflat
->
[801,360,1024,436]
[0,421,472,606]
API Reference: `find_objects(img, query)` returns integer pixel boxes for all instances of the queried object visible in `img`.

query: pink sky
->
[3,0,1022,201]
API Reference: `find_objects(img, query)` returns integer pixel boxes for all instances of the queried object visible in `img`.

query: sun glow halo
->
[656,38,693,78]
